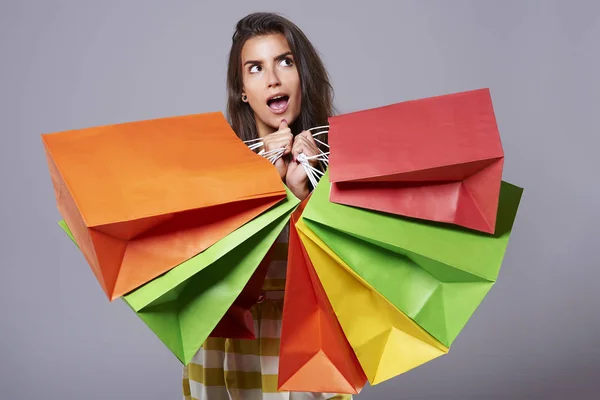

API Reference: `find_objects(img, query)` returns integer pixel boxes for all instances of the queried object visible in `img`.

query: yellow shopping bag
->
[295,218,449,385]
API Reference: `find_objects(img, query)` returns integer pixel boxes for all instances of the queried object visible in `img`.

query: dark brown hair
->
[226,12,336,151]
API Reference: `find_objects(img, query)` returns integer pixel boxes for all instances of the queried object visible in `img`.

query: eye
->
[249,65,262,73]
[279,58,294,67]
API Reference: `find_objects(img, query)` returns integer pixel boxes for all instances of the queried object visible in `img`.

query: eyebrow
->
[244,51,294,66]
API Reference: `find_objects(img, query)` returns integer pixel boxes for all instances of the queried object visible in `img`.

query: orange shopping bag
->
[278,196,367,394]
[42,112,286,301]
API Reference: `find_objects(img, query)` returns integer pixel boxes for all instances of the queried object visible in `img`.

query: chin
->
[284,107,302,125]
[261,112,297,131]
[279,112,300,126]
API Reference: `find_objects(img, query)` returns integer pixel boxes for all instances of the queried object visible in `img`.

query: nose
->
[266,68,281,88]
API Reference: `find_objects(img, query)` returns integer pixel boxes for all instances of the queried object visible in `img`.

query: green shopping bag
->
[60,187,299,365]
[302,171,522,348]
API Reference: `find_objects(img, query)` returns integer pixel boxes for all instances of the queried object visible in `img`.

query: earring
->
[241,94,247,102]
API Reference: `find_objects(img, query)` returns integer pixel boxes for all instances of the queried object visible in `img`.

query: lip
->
[267,92,290,115]
[267,92,288,102]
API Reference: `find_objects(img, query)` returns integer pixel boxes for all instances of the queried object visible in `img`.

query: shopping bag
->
[301,170,522,349]
[42,112,286,300]
[59,186,300,365]
[207,249,270,339]
[206,236,291,339]
[278,197,367,394]
[296,218,448,385]
[328,88,504,234]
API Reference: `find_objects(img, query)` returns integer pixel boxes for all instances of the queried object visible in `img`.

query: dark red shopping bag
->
[208,247,272,339]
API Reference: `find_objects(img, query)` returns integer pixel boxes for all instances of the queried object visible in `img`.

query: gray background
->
[1,0,598,399]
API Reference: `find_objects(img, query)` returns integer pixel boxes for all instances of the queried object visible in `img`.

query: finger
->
[281,134,294,155]
[293,141,322,168]
[290,139,300,161]
[283,142,292,155]
[266,131,292,146]
[291,137,305,157]
[264,135,293,152]
[299,130,320,151]
[299,130,312,140]
[291,140,309,162]
[294,132,314,144]
[264,136,291,146]
[281,139,292,156]
[294,136,319,157]
[273,128,291,136]
[279,119,288,132]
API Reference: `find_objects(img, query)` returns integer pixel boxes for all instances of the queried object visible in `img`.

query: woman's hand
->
[286,130,321,200]
[262,120,293,181]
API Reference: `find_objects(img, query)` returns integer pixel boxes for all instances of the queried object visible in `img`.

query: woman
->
[227,11,334,199]
[182,12,351,400]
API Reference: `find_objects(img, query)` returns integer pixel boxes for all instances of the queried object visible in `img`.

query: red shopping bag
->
[328,88,504,234]
[278,196,367,394]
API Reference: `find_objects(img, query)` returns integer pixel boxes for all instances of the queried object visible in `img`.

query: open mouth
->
[267,94,290,114]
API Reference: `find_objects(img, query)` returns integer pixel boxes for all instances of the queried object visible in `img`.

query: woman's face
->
[241,33,302,136]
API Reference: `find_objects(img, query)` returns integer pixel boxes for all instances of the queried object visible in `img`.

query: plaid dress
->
[181,223,353,400]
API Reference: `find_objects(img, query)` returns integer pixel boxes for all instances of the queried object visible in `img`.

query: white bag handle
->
[244,125,331,187]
